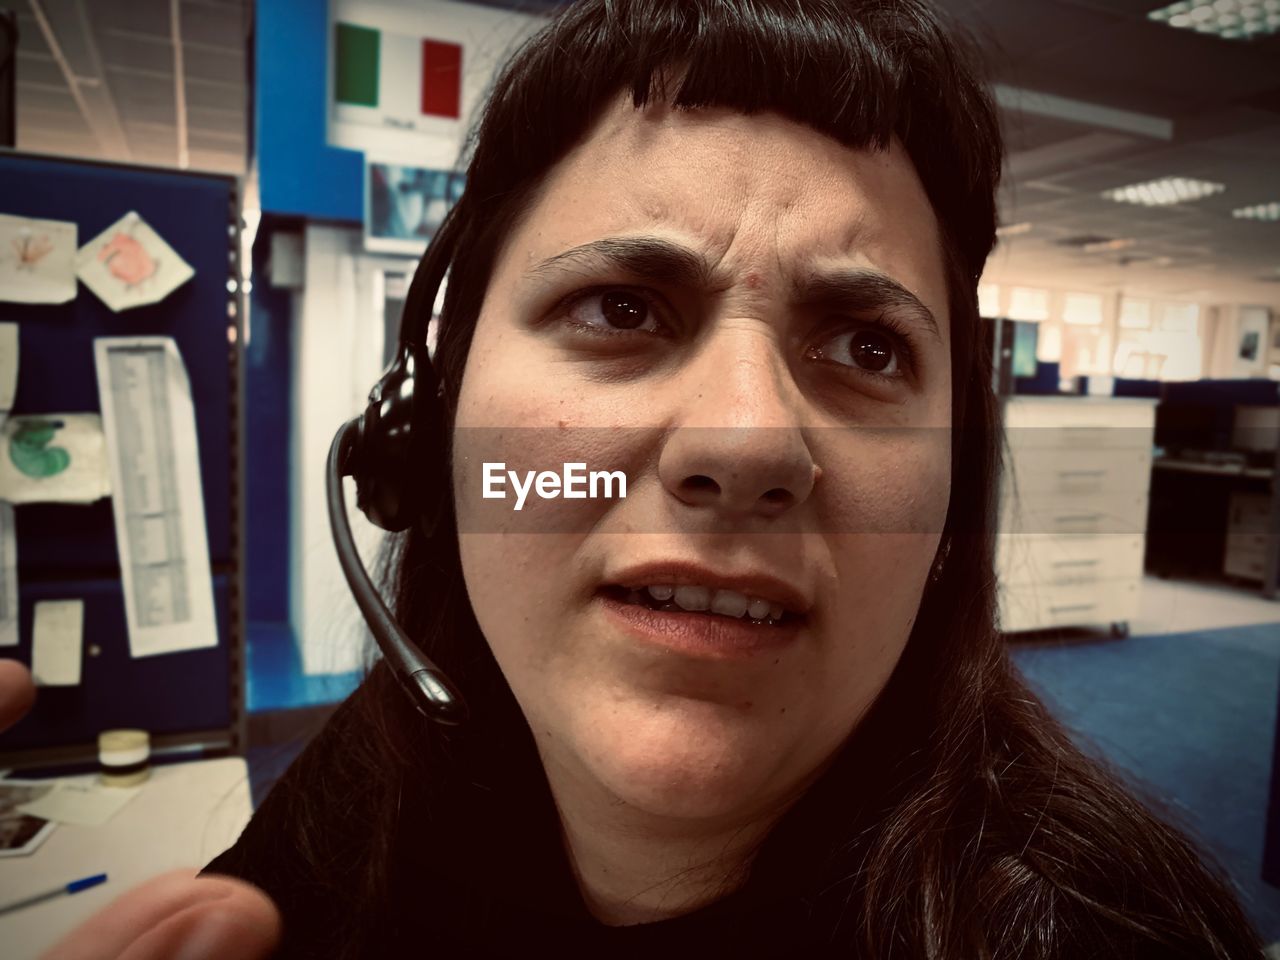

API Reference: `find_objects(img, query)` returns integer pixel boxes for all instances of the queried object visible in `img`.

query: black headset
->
[325,219,468,726]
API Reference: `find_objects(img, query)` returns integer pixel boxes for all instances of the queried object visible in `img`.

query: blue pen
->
[0,873,108,915]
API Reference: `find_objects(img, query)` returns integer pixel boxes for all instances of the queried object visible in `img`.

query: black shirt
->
[205,679,851,958]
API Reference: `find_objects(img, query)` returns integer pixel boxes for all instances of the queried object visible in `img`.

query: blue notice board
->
[0,152,244,765]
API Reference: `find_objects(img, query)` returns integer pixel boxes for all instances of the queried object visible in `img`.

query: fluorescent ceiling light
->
[1233,201,1280,221]
[1081,237,1137,253]
[995,221,1033,237]
[993,85,1172,140]
[1148,0,1280,40]
[1101,176,1225,206]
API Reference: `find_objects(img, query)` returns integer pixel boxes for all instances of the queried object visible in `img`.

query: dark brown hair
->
[288,1,1262,955]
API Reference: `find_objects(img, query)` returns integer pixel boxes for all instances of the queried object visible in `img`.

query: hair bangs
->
[473,0,1001,283]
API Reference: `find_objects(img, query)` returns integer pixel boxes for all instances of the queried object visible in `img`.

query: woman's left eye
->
[561,288,666,335]
[806,326,908,378]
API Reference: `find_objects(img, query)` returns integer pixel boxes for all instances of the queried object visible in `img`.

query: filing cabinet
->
[997,396,1158,635]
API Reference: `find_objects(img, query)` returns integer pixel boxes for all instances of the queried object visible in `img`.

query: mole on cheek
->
[744,272,763,290]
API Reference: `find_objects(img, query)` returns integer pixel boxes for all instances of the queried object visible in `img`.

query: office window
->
[1159,302,1199,333]
[1112,300,1202,380]
[1007,286,1050,322]
[1062,292,1104,326]
[1119,298,1152,330]
[977,283,1001,318]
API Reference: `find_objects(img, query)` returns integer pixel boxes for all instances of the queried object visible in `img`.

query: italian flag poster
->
[333,21,463,132]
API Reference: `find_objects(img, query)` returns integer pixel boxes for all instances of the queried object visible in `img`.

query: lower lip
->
[597,593,802,659]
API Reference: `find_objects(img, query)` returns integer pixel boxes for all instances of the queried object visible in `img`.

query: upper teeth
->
[647,585,785,621]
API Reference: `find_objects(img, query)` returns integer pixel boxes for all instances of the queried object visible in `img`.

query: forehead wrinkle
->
[526,101,942,316]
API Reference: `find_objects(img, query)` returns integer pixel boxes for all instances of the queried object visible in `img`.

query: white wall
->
[287,0,542,675]
[1202,305,1274,380]
[291,223,417,675]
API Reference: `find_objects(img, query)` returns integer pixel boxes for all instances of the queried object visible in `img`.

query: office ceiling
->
[959,0,1280,305]
[3,0,1278,304]
[3,0,248,176]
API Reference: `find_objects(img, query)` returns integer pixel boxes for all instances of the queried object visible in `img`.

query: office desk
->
[0,756,251,960]
[1148,456,1279,599]
[1152,457,1274,481]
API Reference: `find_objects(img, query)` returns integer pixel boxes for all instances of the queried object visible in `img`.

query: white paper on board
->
[0,323,17,431]
[0,413,113,505]
[76,211,194,313]
[0,214,78,305]
[31,599,83,686]
[0,503,17,648]
[94,337,217,657]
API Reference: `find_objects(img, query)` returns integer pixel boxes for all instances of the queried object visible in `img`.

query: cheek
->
[815,428,950,690]
[817,421,951,536]
[457,532,570,670]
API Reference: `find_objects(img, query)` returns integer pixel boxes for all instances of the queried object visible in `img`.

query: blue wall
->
[245,2,368,710]
[244,219,295,624]
[256,0,363,220]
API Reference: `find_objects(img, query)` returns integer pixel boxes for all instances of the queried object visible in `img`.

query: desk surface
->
[1153,457,1275,480]
[0,756,251,960]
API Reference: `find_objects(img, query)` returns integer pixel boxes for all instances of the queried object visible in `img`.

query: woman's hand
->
[0,659,36,731]
[40,870,280,960]
[0,660,282,959]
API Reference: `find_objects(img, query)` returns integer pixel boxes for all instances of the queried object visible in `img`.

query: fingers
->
[41,869,282,960]
[0,659,36,733]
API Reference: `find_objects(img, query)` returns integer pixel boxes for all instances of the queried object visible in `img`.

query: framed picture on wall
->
[364,160,465,254]
[1240,330,1260,362]
[1234,307,1271,374]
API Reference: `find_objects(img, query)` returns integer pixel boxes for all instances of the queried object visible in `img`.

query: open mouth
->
[600,584,801,627]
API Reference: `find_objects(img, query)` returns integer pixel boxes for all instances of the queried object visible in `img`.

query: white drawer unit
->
[1000,446,1153,496]
[996,534,1146,587]
[999,579,1142,634]
[1224,492,1278,583]
[1001,489,1150,537]
[998,396,1157,636]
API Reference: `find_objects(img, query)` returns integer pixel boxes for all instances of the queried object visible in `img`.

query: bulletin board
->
[0,152,245,769]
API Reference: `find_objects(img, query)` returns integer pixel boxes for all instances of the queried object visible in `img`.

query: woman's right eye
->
[560,288,667,336]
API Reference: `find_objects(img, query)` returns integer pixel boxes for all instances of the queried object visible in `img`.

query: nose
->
[658,325,817,520]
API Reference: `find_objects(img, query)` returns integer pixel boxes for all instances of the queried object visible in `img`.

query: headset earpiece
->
[346,337,445,534]
[327,206,467,725]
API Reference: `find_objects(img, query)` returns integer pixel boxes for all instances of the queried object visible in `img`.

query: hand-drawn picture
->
[75,212,194,312]
[0,213,77,305]
[366,161,465,254]
[97,231,158,286]
[0,413,112,505]
[10,419,71,479]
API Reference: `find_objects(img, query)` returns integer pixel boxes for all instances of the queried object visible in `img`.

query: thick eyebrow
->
[795,269,943,344]
[526,236,941,343]
[526,236,712,289]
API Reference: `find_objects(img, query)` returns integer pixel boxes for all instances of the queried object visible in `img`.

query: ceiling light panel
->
[1082,237,1137,253]
[1101,176,1226,207]
[1232,201,1280,221]
[995,221,1034,237]
[1148,0,1280,40]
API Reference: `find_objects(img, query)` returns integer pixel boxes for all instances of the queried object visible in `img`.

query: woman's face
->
[452,97,952,826]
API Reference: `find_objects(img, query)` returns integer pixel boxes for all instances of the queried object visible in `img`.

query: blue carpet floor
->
[1011,622,1280,941]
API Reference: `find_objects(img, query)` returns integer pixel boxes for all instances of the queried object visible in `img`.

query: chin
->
[572,698,798,820]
